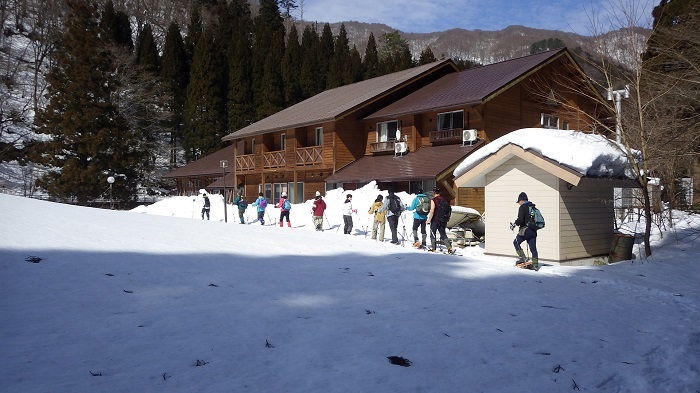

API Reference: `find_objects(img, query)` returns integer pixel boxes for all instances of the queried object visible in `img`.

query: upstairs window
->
[377,121,398,142]
[315,127,323,146]
[280,133,286,150]
[541,113,559,129]
[437,110,464,131]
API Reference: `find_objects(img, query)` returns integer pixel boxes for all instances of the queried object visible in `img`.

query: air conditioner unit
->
[394,141,408,156]
[462,129,478,146]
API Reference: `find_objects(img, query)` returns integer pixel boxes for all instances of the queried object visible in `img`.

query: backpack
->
[283,199,291,210]
[388,195,403,215]
[433,197,452,224]
[528,206,545,230]
[238,198,248,210]
[415,196,430,215]
[203,196,210,208]
[258,198,267,209]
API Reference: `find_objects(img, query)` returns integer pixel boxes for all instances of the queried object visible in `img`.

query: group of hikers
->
[199,187,541,267]
[227,187,455,254]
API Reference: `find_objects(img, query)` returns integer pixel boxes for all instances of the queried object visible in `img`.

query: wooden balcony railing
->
[429,129,462,144]
[296,146,322,166]
[370,140,395,154]
[263,150,285,168]
[235,154,255,171]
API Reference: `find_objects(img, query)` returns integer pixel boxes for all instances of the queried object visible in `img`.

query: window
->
[437,110,464,131]
[251,139,255,154]
[315,127,323,146]
[541,113,559,129]
[287,182,304,203]
[280,133,286,150]
[377,121,398,142]
[562,121,570,130]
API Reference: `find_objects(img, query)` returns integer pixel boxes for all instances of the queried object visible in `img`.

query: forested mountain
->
[0,0,649,203]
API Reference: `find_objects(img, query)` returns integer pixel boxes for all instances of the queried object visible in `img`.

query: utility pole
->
[220,160,228,222]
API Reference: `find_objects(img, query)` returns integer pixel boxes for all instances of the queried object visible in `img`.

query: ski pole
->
[323,212,331,230]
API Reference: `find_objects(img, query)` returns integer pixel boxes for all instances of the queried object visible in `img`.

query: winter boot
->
[287,222,292,227]
[515,249,527,264]
[279,222,283,227]
[530,257,539,271]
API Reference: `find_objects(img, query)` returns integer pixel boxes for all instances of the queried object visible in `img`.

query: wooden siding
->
[334,118,366,169]
[456,187,485,214]
[484,156,560,260]
[483,86,523,141]
[558,178,614,259]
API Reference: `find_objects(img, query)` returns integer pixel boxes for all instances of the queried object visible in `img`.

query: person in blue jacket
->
[406,189,430,248]
[252,193,267,225]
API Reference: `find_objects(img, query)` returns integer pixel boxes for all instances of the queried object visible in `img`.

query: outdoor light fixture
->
[107,176,115,209]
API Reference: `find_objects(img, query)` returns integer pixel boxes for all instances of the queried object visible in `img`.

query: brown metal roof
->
[366,48,568,120]
[325,142,484,183]
[222,59,458,141]
[162,144,234,178]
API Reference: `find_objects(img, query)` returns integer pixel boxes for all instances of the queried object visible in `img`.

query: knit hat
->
[517,192,528,203]
[315,191,321,197]
[281,191,287,197]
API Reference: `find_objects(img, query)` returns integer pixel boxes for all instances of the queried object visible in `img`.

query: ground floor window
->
[410,180,436,195]
[287,182,304,203]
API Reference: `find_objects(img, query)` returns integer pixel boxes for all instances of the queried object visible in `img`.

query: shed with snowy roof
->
[454,128,638,262]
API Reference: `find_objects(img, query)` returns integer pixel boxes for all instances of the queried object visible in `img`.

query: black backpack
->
[433,197,451,223]
[388,195,403,215]
[416,196,430,215]
[238,198,248,209]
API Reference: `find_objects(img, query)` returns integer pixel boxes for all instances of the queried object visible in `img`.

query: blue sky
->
[299,0,654,35]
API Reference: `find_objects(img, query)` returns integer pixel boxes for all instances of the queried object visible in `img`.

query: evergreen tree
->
[327,24,350,88]
[345,45,363,84]
[184,28,226,161]
[135,23,159,73]
[378,31,413,74]
[33,0,147,205]
[299,24,320,99]
[363,32,379,79]
[529,38,566,54]
[100,0,133,49]
[160,21,189,167]
[317,23,334,91]
[252,0,285,119]
[418,47,436,65]
[225,0,255,132]
[184,6,203,64]
[282,24,302,106]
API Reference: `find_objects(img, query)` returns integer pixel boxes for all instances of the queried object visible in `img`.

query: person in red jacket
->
[311,191,327,231]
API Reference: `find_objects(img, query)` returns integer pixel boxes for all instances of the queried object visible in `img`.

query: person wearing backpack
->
[234,193,248,224]
[368,194,386,241]
[426,187,453,253]
[406,189,430,248]
[380,188,404,244]
[275,192,292,227]
[252,193,267,225]
[197,189,211,220]
[511,192,539,270]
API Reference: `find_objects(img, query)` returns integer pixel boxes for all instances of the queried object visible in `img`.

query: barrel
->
[609,233,634,262]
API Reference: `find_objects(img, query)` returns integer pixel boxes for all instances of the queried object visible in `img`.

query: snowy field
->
[1,184,699,393]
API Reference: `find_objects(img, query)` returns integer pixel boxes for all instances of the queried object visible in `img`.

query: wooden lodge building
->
[165,48,604,209]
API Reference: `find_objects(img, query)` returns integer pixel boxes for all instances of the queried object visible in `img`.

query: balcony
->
[429,129,462,145]
[236,154,254,171]
[263,150,285,168]
[296,146,322,166]
[370,140,396,154]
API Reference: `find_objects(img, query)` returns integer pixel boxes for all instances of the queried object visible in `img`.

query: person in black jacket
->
[512,192,539,270]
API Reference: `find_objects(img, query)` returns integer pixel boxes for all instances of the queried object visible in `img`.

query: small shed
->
[454,129,638,262]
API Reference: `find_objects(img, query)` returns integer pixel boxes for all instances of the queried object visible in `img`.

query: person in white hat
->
[275,191,292,227]
[311,191,326,231]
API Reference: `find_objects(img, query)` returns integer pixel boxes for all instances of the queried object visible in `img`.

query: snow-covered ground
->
[1,183,699,393]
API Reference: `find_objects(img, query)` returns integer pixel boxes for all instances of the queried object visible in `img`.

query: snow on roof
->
[454,128,638,179]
